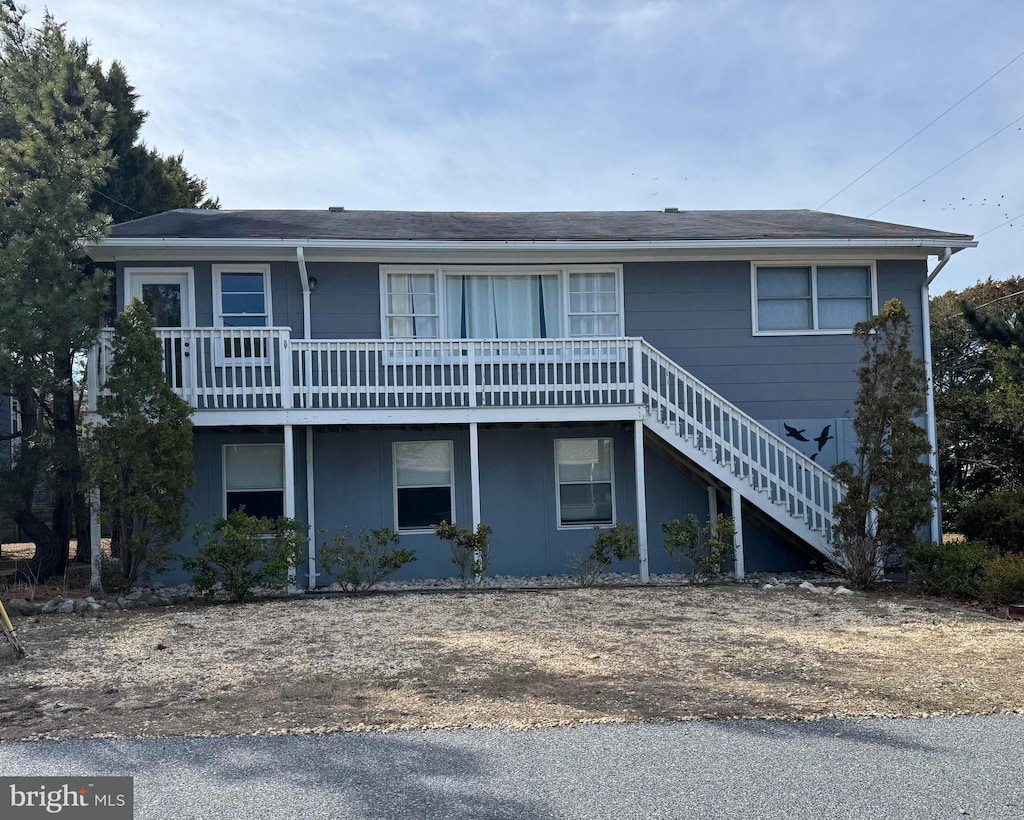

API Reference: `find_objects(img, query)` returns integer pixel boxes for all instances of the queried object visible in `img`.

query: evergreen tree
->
[88,59,218,222]
[86,301,194,586]
[0,3,112,580]
[832,299,934,587]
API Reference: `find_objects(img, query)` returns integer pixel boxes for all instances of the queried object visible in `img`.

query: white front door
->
[127,270,195,389]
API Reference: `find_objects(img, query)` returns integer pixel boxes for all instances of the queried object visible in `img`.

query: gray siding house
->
[83,209,975,586]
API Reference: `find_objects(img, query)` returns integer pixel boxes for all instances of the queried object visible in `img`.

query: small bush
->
[957,491,1024,554]
[184,510,306,602]
[568,523,639,587]
[318,527,415,591]
[434,520,493,587]
[982,553,1024,605]
[905,540,998,599]
[661,514,735,581]
[832,534,889,591]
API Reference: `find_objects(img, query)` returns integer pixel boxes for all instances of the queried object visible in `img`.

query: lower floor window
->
[224,443,284,518]
[394,440,454,531]
[555,438,614,526]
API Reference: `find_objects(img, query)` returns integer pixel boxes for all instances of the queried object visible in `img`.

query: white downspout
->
[296,246,311,339]
[922,246,952,543]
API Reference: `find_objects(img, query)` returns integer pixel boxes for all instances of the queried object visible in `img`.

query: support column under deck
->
[306,426,316,590]
[469,422,481,530]
[730,487,745,580]
[634,420,649,584]
[284,424,296,585]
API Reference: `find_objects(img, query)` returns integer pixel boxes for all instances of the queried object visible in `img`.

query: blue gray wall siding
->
[478,423,638,577]
[307,262,382,339]
[622,259,928,422]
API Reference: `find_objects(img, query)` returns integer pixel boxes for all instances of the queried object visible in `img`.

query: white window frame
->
[393,440,455,533]
[222,443,285,519]
[750,261,878,336]
[554,437,616,530]
[380,264,625,340]
[124,266,197,325]
[213,263,273,328]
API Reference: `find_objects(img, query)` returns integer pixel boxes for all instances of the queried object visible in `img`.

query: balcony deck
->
[87,328,643,425]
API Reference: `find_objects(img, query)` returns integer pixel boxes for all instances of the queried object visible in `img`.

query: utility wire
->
[866,115,1024,217]
[816,50,1024,210]
[975,211,1024,238]
[93,187,144,216]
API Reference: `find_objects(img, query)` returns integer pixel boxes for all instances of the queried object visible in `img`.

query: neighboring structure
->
[83,209,975,586]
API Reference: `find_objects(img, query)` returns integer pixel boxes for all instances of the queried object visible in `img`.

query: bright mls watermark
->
[2,777,133,818]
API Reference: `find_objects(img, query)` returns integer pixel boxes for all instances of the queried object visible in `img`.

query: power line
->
[866,115,1023,217]
[93,187,143,216]
[816,50,1024,210]
[975,211,1024,238]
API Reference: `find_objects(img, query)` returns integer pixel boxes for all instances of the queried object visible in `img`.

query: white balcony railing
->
[88,329,637,412]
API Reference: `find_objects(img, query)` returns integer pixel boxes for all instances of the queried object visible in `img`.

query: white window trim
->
[750,261,878,336]
[379,264,625,340]
[213,263,273,328]
[554,437,616,530]
[393,439,456,534]
[222,443,285,518]
[123,266,197,326]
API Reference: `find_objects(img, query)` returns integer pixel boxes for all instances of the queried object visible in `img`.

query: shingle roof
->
[106,209,973,242]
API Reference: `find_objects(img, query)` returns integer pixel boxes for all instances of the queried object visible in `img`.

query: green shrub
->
[982,553,1024,605]
[956,491,1024,553]
[433,520,493,587]
[568,523,639,587]
[184,510,306,602]
[661,514,736,581]
[905,540,998,599]
[317,527,415,591]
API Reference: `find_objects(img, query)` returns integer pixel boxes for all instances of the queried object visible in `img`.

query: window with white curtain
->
[445,274,562,338]
[555,438,614,526]
[394,440,454,531]
[223,444,284,519]
[381,266,622,339]
[753,264,875,334]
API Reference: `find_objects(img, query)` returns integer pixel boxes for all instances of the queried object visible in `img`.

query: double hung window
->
[753,264,875,334]
[394,441,454,531]
[555,438,614,527]
[213,264,272,360]
[224,444,284,519]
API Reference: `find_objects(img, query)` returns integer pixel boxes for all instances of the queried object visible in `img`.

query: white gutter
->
[90,236,978,253]
[296,245,311,339]
[922,246,952,543]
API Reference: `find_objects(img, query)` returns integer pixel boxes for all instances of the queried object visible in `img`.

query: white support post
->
[634,420,650,584]
[283,424,297,588]
[730,487,745,580]
[469,422,482,529]
[89,487,102,595]
[305,426,316,590]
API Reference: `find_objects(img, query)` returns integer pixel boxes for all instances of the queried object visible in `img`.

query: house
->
[83,209,975,587]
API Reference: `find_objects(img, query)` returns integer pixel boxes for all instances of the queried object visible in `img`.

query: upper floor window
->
[214,264,272,327]
[752,263,876,335]
[381,266,623,340]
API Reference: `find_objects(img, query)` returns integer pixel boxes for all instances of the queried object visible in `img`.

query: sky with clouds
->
[28,0,1024,293]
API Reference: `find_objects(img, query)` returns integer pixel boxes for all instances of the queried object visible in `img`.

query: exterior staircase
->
[636,342,843,564]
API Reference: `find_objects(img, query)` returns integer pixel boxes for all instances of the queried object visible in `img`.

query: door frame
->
[124,267,197,326]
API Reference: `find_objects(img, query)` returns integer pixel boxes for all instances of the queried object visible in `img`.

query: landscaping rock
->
[72,598,91,613]
[4,598,31,616]
[798,581,817,592]
[762,583,774,590]
[104,601,121,611]
[55,599,75,614]
[812,585,832,595]
[834,586,854,595]
[41,598,65,614]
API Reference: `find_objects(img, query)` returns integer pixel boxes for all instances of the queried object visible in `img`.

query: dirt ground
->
[1,584,1021,741]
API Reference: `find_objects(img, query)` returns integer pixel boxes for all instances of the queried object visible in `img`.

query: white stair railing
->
[638,341,844,543]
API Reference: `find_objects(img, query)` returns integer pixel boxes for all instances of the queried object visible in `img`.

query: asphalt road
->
[1,716,1021,819]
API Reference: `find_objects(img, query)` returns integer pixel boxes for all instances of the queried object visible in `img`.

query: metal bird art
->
[813,425,834,452]
[783,423,809,442]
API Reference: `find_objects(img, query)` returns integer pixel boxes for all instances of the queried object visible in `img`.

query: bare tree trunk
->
[15,507,63,582]
[73,490,92,563]
[88,487,103,596]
